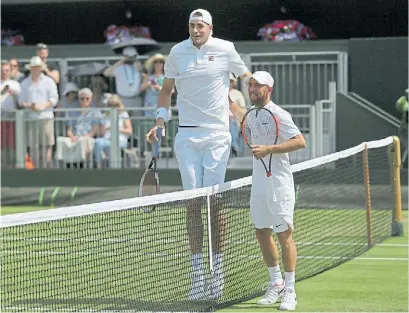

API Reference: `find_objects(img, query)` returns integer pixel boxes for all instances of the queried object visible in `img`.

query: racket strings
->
[245,109,278,146]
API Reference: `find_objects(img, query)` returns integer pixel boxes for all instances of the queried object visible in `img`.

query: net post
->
[206,194,214,274]
[363,144,373,248]
[391,136,404,236]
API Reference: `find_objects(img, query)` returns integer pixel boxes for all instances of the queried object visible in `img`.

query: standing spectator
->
[103,47,143,116]
[1,62,21,167]
[228,73,246,156]
[56,82,79,118]
[140,53,171,119]
[89,76,109,108]
[94,94,132,168]
[8,58,25,82]
[36,43,60,84]
[19,56,59,168]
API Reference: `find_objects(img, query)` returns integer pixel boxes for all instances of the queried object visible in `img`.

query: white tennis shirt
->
[249,101,301,203]
[164,36,249,131]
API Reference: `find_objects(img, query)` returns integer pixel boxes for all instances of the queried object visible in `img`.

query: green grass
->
[1,206,407,312]
[222,211,409,312]
[0,206,53,215]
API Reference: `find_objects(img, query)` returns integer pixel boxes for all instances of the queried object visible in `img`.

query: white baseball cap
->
[189,8,212,25]
[123,46,138,57]
[250,71,275,88]
[25,56,46,70]
[229,73,237,82]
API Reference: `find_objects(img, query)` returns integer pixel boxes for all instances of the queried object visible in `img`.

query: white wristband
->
[155,107,168,121]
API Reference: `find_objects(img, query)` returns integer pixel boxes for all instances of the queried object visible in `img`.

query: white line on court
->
[3,237,407,247]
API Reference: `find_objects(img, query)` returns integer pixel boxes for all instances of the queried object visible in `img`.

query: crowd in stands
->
[0,44,246,169]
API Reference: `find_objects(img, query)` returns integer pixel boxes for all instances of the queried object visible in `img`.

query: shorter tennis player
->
[247,71,306,310]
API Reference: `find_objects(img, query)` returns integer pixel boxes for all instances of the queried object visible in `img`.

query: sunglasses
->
[80,97,90,101]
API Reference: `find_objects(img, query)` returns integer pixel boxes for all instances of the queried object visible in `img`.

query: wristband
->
[155,107,168,121]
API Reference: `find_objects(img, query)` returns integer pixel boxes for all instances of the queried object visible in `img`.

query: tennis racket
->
[241,107,279,177]
[138,127,163,211]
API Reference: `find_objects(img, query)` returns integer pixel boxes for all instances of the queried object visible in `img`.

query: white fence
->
[1,51,346,169]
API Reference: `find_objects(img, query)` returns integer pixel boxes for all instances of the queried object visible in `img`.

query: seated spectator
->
[19,56,58,168]
[8,58,25,82]
[89,76,109,108]
[94,94,132,168]
[396,88,408,164]
[36,43,60,84]
[55,88,103,168]
[56,82,79,118]
[1,61,21,167]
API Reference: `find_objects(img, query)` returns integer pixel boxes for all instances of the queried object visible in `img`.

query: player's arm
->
[267,134,306,154]
[229,95,247,121]
[228,42,252,81]
[155,78,175,127]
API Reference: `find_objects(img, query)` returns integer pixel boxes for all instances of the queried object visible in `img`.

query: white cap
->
[63,82,79,96]
[250,71,274,88]
[229,73,237,81]
[189,8,212,25]
[123,46,138,57]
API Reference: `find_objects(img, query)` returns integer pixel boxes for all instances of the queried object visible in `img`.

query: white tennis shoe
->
[279,288,297,310]
[206,271,225,300]
[257,281,285,305]
[188,271,206,301]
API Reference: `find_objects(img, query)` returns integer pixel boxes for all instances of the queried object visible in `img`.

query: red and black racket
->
[241,107,279,177]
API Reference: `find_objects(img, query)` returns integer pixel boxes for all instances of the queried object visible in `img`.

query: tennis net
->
[1,136,402,313]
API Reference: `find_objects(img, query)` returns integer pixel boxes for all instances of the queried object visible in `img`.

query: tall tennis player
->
[242,71,306,310]
[146,9,252,300]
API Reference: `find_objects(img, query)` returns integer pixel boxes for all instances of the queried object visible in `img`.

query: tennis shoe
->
[279,288,297,310]
[188,271,206,301]
[206,271,225,300]
[257,281,284,305]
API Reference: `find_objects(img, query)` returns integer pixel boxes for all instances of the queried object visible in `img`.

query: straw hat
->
[145,53,166,72]
[24,56,46,70]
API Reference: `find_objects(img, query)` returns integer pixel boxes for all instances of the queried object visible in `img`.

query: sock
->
[268,265,284,286]
[285,271,295,290]
[212,253,223,275]
[192,253,204,273]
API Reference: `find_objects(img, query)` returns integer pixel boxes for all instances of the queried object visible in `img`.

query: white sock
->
[192,253,204,273]
[268,265,284,286]
[285,271,295,290]
[212,253,223,275]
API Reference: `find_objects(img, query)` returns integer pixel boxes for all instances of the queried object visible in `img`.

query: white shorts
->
[174,127,231,190]
[250,184,295,232]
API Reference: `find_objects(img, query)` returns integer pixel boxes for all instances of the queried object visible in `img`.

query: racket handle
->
[152,127,163,158]
[267,172,272,177]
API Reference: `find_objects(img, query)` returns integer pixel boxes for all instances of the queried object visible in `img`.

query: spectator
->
[94,94,132,168]
[89,76,109,108]
[19,56,58,168]
[228,73,246,157]
[396,88,408,164]
[103,46,143,116]
[140,53,172,119]
[56,82,79,118]
[55,88,103,168]
[36,43,60,84]
[1,61,21,167]
[8,58,25,82]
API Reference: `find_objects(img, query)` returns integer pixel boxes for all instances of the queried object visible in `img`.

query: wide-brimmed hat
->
[145,53,166,72]
[24,56,46,70]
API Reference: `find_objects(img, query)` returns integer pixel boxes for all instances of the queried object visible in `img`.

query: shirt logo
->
[208,56,214,61]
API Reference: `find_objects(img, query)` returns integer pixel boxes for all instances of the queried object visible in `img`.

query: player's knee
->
[255,228,272,241]
[277,228,294,248]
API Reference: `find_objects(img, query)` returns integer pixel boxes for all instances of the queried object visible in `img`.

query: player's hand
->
[251,145,270,159]
[146,120,165,143]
